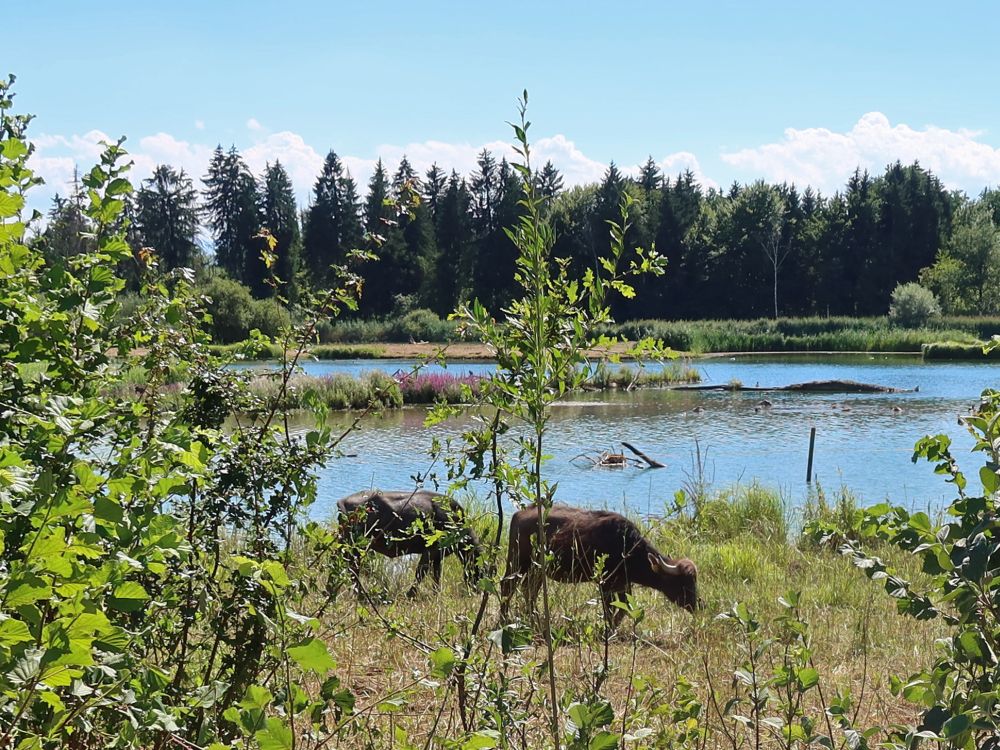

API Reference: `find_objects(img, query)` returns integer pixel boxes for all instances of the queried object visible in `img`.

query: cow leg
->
[430,550,444,589]
[407,553,430,597]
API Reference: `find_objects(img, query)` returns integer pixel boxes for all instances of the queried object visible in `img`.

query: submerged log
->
[673,379,913,394]
[621,441,666,468]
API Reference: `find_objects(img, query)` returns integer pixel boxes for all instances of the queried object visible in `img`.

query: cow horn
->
[661,559,679,571]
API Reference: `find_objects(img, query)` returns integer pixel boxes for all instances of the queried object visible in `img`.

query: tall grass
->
[604,315,1000,353]
[318,482,942,744]
[586,361,701,387]
[922,340,1000,360]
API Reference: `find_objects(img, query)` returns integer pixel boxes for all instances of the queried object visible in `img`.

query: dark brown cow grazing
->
[501,504,698,625]
[337,489,486,595]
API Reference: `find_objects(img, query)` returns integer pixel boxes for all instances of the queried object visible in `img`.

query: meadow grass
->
[311,312,1000,355]
[605,316,1000,354]
[922,340,1000,360]
[302,484,943,747]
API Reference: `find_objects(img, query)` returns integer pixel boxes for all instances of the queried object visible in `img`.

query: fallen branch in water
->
[622,441,666,468]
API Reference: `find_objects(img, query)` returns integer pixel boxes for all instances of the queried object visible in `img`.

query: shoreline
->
[235,342,932,362]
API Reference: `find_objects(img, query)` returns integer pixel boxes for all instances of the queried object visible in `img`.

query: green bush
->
[384,308,459,342]
[888,282,941,328]
[199,276,255,343]
[248,297,291,338]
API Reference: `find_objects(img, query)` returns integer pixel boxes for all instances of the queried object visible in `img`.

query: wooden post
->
[806,426,817,483]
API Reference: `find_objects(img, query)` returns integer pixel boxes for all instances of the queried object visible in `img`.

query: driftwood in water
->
[571,450,642,469]
[572,442,666,470]
[674,379,913,394]
[622,441,666,468]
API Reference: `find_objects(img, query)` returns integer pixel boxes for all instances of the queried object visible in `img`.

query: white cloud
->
[246,117,264,132]
[194,119,205,130]
[721,112,1000,195]
[243,130,326,204]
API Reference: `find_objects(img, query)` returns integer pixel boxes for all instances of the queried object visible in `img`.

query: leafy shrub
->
[0,82,377,748]
[384,308,459,342]
[248,297,292,338]
[888,282,941,328]
[824,388,1000,747]
[199,276,255,343]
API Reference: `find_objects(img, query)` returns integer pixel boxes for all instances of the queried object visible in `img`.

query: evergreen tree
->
[430,170,474,314]
[592,162,628,261]
[135,165,200,272]
[360,157,436,315]
[202,145,261,288]
[363,159,392,244]
[470,149,499,234]
[424,163,447,224]
[535,160,564,202]
[471,158,522,310]
[302,150,363,285]
[259,161,301,300]
[637,156,662,192]
[37,167,90,263]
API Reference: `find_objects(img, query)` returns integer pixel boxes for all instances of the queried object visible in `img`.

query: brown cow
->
[337,489,486,596]
[501,504,698,626]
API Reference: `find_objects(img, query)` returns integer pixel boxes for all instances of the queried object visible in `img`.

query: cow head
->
[648,553,699,612]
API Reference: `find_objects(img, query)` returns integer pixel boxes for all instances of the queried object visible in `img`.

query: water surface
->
[268,355,997,519]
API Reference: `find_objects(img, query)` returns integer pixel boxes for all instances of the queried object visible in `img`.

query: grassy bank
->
[922,340,1000,360]
[605,315,1000,354]
[110,362,701,411]
[238,313,1000,357]
[256,361,701,411]
[304,483,940,746]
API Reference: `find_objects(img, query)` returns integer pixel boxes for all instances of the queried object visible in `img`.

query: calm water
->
[263,355,998,519]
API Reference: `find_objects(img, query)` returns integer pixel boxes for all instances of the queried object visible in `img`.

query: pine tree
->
[363,159,392,245]
[471,157,522,310]
[135,165,200,272]
[430,170,474,314]
[202,146,261,288]
[637,156,662,192]
[424,163,447,224]
[535,160,564,201]
[470,149,498,234]
[259,161,301,301]
[38,167,90,263]
[302,150,363,285]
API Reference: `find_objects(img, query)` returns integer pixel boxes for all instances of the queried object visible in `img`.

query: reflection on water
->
[261,355,998,519]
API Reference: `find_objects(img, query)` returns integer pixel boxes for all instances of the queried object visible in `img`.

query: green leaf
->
[429,646,457,678]
[980,465,999,494]
[287,637,336,674]
[255,718,293,750]
[0,618,32,646]
[941,713,971,738]
[589,732,620,750]
[6,578,51,607]
[108,581,149,612]
[462,730,500,749]
[797,667,819,689]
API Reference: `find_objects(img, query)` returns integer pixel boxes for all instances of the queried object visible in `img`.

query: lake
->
[263,355,998,520]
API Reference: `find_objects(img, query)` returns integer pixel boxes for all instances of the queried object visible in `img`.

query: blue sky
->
[10,1,1000,208]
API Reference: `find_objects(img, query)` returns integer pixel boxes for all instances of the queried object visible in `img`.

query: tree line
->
[35,146,1000,320]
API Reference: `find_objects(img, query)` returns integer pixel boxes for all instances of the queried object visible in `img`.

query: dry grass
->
[295,505,943,748]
